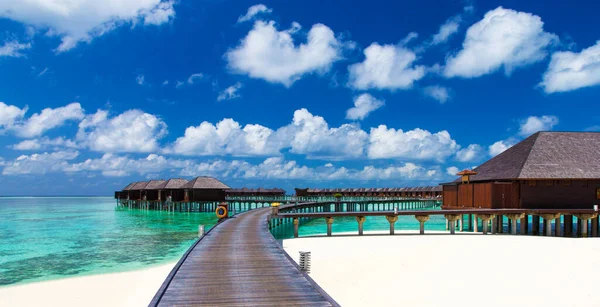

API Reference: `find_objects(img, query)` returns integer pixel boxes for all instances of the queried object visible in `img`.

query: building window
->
[563,180,571,187]
[597,188,600,200]
[527,180,536,187]
[545,180,553,187]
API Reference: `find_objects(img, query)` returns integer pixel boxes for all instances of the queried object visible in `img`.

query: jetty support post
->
[574,214,597,238]
[540,213,560,237]
[293,218,299,238]
[386,216,398,235]
[415,215,430,234]
[356,216,366,236]
[520,215,528,235]
[476,214,494,235]
[444,214,461,234]
[325,217,334,236]
[506,213,525,235]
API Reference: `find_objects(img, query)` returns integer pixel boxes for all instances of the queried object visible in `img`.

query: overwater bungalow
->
[181,176,230,202]
[143,180,167,201]
[129,181,149,200]
[441,132,600,209]
[158,178,189,202]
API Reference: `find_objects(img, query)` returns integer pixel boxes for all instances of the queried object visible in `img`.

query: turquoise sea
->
[0,197,219,286]
[0,197,444,287]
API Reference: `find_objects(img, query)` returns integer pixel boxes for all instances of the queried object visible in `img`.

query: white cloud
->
[367,126,459,161]
[488,140,515,156]
[0,102,27,130]
[455,144,483,162]
[345,93,384,120]
[66,153,180,177]
[225,20,342,86]
[348,43,425,90]
[446,166,459,176]
[37,67,49,77]
[0,41,31,57]
[423,85,450,103]
[168,118,279,157]
[76,109,167,153]
[519,115,558,137]
[2,150,79,175]
[444,7,558,78]
[136,74,145,85]
[187,73,205,84]
[16,103,84,138]
[432,17,461,45]
[237,4,272,23]
[217,82,243,101]
[12,137,79,151]
[162,80,169,85]
[540,41,600,93]
[278,109,368,159]
[0,0,175,52]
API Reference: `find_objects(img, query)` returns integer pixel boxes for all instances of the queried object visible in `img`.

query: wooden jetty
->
[150,207,339,306]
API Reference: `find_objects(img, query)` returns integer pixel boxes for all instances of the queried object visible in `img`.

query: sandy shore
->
[0,262,176,307]
[284,231,600,307]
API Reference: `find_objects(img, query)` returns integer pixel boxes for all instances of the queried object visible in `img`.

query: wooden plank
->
[151,208,338,306]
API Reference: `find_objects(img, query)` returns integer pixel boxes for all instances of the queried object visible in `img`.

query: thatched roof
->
[181,176,230,189]
[144,180,167,190]
[122,182,137,191]
[159,178,189,189]
[452,132,600,182]
[131,181,149,190]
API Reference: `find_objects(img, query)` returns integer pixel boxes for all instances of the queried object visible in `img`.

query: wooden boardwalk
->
[150,207,338,306]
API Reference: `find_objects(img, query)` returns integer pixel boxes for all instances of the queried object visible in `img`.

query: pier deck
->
[150,207,337,306]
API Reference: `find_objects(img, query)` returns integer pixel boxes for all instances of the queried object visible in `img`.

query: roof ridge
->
[517,132,541,178]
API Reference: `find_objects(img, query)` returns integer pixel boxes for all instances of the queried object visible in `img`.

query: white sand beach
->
[0,262,176,307]
[284,231,600,307]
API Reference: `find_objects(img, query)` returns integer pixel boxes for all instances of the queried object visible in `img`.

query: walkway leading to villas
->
[150,207,338,307]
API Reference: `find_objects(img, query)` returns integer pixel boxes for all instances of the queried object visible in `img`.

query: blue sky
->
[0,0,599,195]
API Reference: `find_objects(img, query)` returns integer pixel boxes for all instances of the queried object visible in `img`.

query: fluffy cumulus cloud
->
[15,103,84,138]
[12,137,78,151]
[446,166,460,176]
[237,4,272,23]
[225,20,342,86]
[519,115,559,136]
[444,7,558,78]
[2,151,79,175]
[422,85,450,103]
[0,102,27,130]
[0,0,175,52]
[76,109,167,153]
[367,126,459,161]
[540,41,600,93]
[488,140,515,157]
[345,93,384,120]
[2,150,441,182]
[168,118,280,156]
[455,144,483,162]
[279,109,368,159]
[217,82,243,101]
[0,41,31,57]
[348,43,425,90]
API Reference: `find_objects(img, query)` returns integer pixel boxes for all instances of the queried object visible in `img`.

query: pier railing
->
[270,202,600,238]
[225,195,442,203]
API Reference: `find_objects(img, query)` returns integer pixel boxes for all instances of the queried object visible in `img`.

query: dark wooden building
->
[126,181,149,200]
[143,180,167,201]
[442,132,600,209]
[158,178,189,202]
[181,176,231,202]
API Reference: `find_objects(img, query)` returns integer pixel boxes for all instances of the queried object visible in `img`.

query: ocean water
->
[0,197,219,286]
